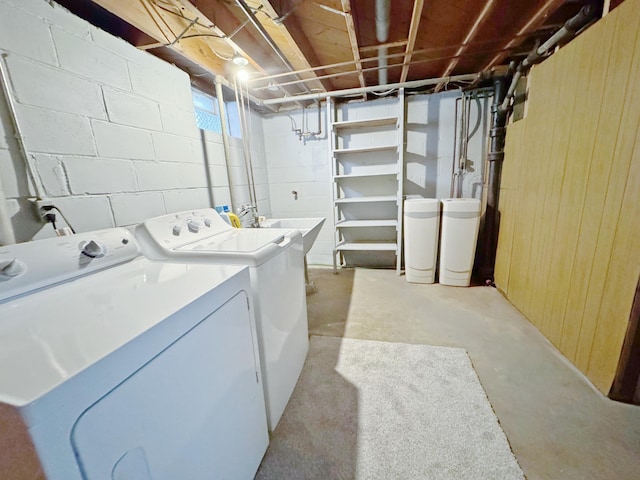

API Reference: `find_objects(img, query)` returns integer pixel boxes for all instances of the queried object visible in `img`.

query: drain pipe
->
[376,0,391,85]
[500,3,597,112]
[478,77,508,284]
[214,76,236,210]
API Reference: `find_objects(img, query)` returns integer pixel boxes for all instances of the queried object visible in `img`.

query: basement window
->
[191,88,241,138]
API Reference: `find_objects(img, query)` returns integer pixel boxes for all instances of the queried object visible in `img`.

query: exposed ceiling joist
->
[399,0,425,83]
[58,0,602,102]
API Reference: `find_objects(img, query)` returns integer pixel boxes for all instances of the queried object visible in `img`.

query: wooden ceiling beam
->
[399,0,425,83]
[360,40,407,53]
[257,0,330,92]
[435,0,497,92]
[483,0,567,71]
[340,0,366,91]
[93,0,229,72]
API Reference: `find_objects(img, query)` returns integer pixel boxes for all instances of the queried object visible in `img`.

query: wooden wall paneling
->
[575,0,640,376]
[503,111,541,315]
[587,121,640,391]
[586,38,640,391]
[533,45,579,342]
[521,59,564,324]
[542,39,595,348]
[494,119,526,293]
[560,14,619,363]
[556,23,615,358]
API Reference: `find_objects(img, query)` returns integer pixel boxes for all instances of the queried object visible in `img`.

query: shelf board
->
[334,195,397,204]
[333,117,398,130]
[336,241,397,252]
[336,220,397,228]
[334,172,397,180]
[333,145,397,155]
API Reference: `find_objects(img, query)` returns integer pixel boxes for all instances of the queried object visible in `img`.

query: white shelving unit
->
[328,90,405,274]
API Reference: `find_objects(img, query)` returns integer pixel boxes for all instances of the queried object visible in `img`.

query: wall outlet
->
[29,198,55,221]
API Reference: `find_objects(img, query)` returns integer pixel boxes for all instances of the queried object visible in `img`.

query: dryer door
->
[70,291,268,480]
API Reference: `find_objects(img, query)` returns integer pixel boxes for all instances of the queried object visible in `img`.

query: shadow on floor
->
[256,269,360,479]
[306,268,355,338]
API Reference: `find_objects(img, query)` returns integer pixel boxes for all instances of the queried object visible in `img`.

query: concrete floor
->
[305,267,640,480]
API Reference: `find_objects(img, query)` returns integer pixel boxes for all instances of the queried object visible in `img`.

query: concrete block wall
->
[0,0,265,242]
[261,104,333,265]
[261,93,488,265]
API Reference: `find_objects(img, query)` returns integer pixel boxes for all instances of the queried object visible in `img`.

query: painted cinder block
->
[188,138,206,165]
[33,154,70,197]
[204,141,226,166]
[6,55,106,119]
[90,25,161,68]
[16,104,96,155]
[179,163,209,189]
[92,120,155,161]
[52,27,130,90]
[208,165,230,188]
[0,148,29,198]
[135,161,183,191]
[103,87,162,131]
[51,195,115,232]
[151,131,196,162]
[6,0,92,39]
[211,186,232,208]
[159,104,200,138]
[128,62,180,105]
[0,2,57,64]
[63,157,137,194]
[109,192,166,226]
[163,188,211,214]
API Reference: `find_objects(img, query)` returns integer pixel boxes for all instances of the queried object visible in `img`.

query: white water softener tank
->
[404,198,440,284]
[439,198,481,286]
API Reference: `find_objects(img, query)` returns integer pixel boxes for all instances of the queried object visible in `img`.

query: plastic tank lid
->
[441,198,481,213]
[405,198,440,212]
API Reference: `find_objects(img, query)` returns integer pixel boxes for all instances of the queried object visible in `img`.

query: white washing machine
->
[136,208,309,431]
[0,228,268,480]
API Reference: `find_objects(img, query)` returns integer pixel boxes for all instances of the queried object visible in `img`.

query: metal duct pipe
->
[500,3,597,111]
[478,77,508,284]
[376,0,390,85]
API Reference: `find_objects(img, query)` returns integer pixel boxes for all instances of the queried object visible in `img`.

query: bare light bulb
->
[237,68,249,82]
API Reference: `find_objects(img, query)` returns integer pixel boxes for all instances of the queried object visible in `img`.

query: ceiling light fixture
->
[232,54,249,66]
[236,68,249,82]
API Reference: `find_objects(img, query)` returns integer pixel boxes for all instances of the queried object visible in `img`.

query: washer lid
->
[178,228,286,253]
[0,258,247,406]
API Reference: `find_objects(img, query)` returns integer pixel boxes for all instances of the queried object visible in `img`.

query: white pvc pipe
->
[214,76,236,210]
[0,54,45,200]
[260,72,483,106]
[0,174,16,245]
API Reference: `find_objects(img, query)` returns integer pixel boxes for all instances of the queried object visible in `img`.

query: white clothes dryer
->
[0,228,268,480]
[136,208,309,431]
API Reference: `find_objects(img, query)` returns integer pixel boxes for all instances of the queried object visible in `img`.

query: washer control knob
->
[81,240,107,258]
[0,259,26,277]
[187,219,201,233]
[204,218,213,227]
[172,225,183,236]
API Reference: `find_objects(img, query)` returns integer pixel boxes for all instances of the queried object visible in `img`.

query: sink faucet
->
[237,203,259,228]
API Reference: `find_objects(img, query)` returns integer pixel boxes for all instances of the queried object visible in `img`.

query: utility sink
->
[259,217,325,255]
